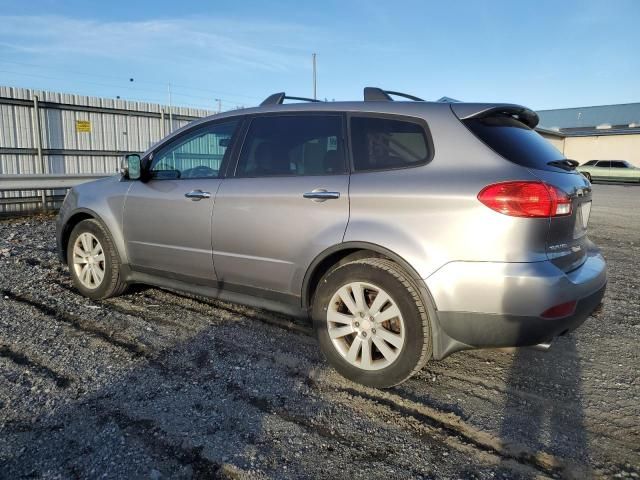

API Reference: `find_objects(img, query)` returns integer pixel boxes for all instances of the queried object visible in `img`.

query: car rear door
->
[211,113,349,300]
[123,119,240,282]
[610,161,632,181]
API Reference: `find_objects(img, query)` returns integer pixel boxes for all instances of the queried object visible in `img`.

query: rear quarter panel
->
[344,104,549,280]
[620,167,640,182]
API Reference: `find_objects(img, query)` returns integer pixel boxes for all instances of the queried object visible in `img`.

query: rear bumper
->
[435,284,605,348]
[425,247,606,350]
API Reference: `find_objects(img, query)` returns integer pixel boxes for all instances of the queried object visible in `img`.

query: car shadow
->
[0,278,595,478]
[0,317,323,478]
[497,334,591,478]
[5,285,475,478]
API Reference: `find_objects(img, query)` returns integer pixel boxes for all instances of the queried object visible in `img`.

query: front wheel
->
[583,172,592,183]
[312,258,432,388]
[67,219,128,300]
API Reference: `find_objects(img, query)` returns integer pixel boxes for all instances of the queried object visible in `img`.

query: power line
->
[0,70,247,111]
[0,80,248,113]
[0,59,263,103]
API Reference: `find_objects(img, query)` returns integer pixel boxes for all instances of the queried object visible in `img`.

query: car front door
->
[123,119,240,282]
[211,114,350,301]
[595,160,611,180]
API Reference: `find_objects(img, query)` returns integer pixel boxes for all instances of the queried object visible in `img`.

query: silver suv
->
[56,88,607,388]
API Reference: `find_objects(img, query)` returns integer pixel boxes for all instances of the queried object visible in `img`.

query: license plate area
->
[580,201,592,229]
[573,200,592,238]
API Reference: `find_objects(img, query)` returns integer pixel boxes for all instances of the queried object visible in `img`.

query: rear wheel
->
[67,219,128,300]
[312,258,432,388]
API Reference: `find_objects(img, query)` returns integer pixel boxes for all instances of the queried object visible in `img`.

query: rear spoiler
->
[450,103,539,129]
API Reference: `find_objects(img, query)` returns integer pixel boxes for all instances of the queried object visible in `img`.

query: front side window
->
[597,161,611,168]
[351,116,430,171]
[235,115,345,177]
[150,120,239,179]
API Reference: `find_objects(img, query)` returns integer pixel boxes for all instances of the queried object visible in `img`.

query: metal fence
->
[0,85,213,213]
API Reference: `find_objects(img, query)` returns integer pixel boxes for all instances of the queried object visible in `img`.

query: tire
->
[312,257,432,388]
[66,219,128,300]
[584,172,592,183]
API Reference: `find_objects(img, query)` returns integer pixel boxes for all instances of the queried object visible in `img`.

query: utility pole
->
[167,83,173,133]
[312,53,317,100]
[31,95,46,208]
[215,98,222,113]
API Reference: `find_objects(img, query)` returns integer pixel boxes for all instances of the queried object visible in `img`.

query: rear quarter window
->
[464,115,565,171]
[351,116,430,171]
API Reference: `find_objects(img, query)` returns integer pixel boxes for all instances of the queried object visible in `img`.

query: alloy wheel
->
[327,281,405,371]
[72,232,106,289]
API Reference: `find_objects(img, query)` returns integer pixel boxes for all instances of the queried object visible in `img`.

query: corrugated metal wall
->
[0,85,213,213]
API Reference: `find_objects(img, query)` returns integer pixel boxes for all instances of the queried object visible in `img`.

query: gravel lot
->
[0,184,638,479]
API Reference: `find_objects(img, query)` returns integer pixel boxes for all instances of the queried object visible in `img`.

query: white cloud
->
[0,15,323,72]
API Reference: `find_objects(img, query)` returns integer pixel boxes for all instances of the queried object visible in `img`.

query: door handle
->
[184,190,211,201]
[303,189,340,202]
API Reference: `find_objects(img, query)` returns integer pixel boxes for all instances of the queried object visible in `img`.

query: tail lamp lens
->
[478,181,572,218]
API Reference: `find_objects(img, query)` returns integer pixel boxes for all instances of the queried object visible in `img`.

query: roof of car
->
[147,88,536,154]
[197,99,534,123]
[175,100,454,137]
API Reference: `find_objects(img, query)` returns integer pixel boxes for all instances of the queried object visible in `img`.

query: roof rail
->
[260,92,321,106]
[364,87,425,102]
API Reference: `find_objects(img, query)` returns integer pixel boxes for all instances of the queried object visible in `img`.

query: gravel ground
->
[0,184,638,479]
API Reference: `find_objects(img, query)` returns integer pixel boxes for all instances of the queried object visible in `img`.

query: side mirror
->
[122,154,142,180]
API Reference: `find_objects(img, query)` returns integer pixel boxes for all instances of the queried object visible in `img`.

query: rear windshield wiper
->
[547,159,578,171]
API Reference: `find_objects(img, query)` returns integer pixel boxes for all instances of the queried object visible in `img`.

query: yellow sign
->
[76,120,91,133]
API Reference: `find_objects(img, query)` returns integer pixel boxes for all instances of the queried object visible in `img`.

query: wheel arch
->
[302,242,464,361]
[60,208,121,265]
[302,241,430,310]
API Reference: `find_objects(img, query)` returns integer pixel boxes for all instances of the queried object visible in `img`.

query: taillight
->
[540,300,577,319]
[478,181,572,218]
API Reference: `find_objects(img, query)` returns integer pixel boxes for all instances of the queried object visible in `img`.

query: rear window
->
[351,117,430,171]
[464,115,565,171]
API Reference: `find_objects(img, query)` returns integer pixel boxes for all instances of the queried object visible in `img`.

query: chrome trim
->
[184,190,211,200]
[303,190,340,201]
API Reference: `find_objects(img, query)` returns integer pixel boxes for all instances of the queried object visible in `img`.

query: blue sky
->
[0,0,638,111]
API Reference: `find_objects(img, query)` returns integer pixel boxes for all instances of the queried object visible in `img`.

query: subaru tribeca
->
[56,88,607,388]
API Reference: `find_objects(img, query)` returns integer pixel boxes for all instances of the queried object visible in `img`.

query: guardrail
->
[0,174,112,212]
[0,174,112,191]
